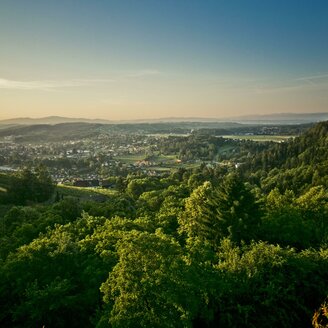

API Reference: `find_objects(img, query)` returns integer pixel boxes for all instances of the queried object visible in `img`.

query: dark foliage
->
[0,121,327,327]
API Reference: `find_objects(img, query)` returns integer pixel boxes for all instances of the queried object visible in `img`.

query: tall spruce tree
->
[212,173,261,243]
[179,174,261,248]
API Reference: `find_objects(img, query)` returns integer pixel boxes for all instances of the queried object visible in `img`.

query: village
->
[0,132,200,186]
[0,121,299,189]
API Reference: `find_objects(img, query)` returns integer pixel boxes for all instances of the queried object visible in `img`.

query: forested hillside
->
[241,121,328,194]
[0,122,327,327]
[0,121,311,143]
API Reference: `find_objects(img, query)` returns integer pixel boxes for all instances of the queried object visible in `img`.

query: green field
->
[115,153,204,172]
[217,144,236,154]
[146,133,190,137]
[116,154,146,164]
[57,185,117,200]
[222,135,295,142]
[117,153,177,164]
[148,166,171,172]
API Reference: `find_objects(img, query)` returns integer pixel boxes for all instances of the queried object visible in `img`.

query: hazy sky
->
[1,0,328,120]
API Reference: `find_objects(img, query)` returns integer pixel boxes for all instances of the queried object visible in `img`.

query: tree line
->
[0,122,327,327]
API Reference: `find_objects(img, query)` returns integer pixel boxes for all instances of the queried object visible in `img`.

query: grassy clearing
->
[217,144,236,154]
[116,153,178,165]
[180,163,201,169]
[116,154,146,164]
[57,185,117,199]
[222,135,295,142]
[156,154,177,161]
[146,133,190,137]
[148,166,171,172]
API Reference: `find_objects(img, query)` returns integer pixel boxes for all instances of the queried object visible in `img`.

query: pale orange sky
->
[1,1,327,120]
[1,72,327,120]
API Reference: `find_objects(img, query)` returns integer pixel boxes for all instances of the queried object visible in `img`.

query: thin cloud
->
[0,78,114,91]
[0,70,161,91]
[294,73,328,86]
[123,69,162,78]
[254,84,307,94]
[295,73,328,81]
[254,73,328,94]
[203,73,328,93]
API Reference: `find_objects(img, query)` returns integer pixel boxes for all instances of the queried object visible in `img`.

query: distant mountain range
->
[0,116,111,125]
[229,112,328,124]
[0,112,328,125]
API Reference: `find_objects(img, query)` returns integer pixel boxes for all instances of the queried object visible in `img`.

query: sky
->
[0,0,328,120]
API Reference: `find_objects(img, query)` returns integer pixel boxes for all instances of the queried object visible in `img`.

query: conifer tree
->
[179,173,261,248]
[212,173,261,243]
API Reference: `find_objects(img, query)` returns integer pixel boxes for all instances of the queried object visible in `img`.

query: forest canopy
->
[0,121,328,327]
